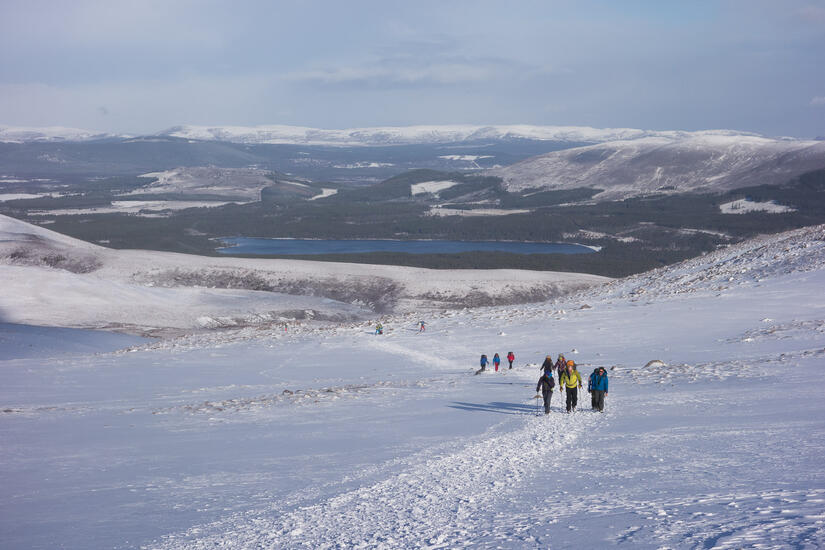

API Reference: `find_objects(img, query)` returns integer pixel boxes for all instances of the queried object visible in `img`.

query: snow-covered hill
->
[490,134,825,200]
[0,215,609,333]
[1,222,823,549]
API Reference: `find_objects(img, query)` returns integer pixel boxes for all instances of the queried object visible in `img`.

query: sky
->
[0,0,823,138]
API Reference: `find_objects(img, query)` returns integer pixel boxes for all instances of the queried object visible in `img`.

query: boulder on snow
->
[644,359,667,368]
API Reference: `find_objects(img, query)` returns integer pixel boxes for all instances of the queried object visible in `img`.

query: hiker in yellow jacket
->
[560,360,583,413]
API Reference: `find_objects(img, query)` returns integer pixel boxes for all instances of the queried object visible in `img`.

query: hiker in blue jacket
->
[588,368,599,409]
[479,354,488,371]
[589,366,609,412]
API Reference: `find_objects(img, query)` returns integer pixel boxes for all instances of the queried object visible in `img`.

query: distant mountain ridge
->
[154,124,776,147]
[0,123,786,146]
[0,125,129,143]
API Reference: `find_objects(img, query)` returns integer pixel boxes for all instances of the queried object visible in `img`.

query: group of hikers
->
[478,351,516,372]
[535,354,609,414]
[478,352,608,413]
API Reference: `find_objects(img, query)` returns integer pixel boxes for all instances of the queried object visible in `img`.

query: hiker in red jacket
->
[506,351,515,369]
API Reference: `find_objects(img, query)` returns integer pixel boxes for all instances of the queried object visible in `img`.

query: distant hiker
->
[555,354,567,385]
[540,355,555,377]
[493,353,501,372]
[419,320,426,332]
[507,351,515,369]
[590,366,609,412]
[375,322,384,335]
[588,368,600,410]
[536,370,556,414]
[560,360,583,413]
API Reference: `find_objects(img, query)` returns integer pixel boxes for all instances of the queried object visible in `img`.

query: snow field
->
[29,200,240,216]
[410,180,460,196]
[719,198,797,214]
[1,224,824,549]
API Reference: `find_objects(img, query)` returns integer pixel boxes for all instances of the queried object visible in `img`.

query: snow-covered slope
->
[489,134,825,200]
[0,215,609,333]
[133,167,282,200]
[2,223,823,549]
[584,223,825,302]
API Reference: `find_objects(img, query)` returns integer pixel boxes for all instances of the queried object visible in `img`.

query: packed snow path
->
[154,382,601,549]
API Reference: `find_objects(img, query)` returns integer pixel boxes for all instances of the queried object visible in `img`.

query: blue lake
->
[216,238,597,256]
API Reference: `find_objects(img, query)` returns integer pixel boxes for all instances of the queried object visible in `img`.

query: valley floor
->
[1,247,824,548]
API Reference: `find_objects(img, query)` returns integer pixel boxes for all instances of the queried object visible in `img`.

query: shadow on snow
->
[448,401,536,415]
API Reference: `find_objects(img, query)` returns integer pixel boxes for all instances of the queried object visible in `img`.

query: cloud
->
[796,4,825,24]
[0,75,280,133]
[811,96,825,106]
[285,55,549,90]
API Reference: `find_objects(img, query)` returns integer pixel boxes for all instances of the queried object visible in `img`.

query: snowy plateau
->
[1,215,824,549]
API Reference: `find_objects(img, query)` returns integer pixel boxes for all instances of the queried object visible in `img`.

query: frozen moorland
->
[1,221,824,549]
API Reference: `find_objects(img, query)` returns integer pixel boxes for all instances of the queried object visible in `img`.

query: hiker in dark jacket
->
[554,354,567,385]
[590,366,609,412]
[540,355,554,377]
[536,371,556,414]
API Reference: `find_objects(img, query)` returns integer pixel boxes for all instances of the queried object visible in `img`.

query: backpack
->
[545,373,556,389]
